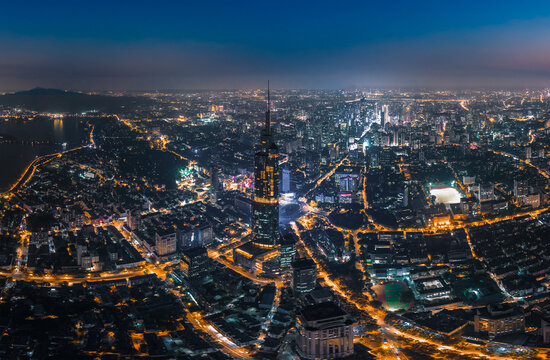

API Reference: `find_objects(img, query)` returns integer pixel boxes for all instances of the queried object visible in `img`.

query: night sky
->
[2,0,550,90]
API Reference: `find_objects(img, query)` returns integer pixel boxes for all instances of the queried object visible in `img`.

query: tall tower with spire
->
[252,83,279,247]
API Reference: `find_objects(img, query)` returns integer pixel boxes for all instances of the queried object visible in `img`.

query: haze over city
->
[2,1,550,90]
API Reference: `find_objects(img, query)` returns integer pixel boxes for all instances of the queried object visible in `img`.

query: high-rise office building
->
[359,97,367,122]
[210,166,220,204]
[233,86,281,275]
[381,104,389,128]
[181,246,210,282]
[292,258,317,295]
[279,232,297,271]
[252,86,279,247]
[282,167,291,193]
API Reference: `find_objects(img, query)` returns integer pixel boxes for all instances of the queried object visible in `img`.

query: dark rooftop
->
[300,301,346,322]
[292,257,316,270]
[182,246,208,258]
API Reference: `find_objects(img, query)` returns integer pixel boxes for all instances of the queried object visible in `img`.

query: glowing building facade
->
[296,302,355,359]
[252,88,279,247]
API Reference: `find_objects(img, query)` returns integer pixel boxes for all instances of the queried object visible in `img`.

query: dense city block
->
[2,88,550,359]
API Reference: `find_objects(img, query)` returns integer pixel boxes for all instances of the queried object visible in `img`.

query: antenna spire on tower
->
[265,81,270,130]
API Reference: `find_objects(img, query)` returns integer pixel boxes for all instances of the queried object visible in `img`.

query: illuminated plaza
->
[430,186,462,204]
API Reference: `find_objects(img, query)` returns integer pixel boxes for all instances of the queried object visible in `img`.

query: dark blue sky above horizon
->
[2,0,550,90]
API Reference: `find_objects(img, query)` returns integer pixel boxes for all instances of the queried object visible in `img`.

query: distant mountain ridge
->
[0,87,150,113]
[14,87,81,96]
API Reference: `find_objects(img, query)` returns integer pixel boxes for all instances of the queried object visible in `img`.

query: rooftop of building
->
[292,257,316,270]
[477,304,525,319]
[300,301,347,322]
[182,246,208,258]
[234,240,275,259]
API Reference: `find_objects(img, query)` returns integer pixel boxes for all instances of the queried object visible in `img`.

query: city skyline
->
[2,83,550,359]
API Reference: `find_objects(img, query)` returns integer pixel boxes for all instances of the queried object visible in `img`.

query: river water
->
[0,117,86,192]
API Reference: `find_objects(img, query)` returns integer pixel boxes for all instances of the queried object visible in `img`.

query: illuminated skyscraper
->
[252,85,279,247]
[381,104,389,128]
[282,166,291,193]
[210,166,220,204]
[359,97,367,122]
[279,232,297,271]
[292,258,317,295]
